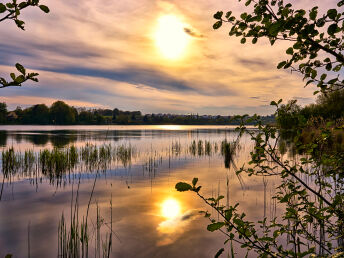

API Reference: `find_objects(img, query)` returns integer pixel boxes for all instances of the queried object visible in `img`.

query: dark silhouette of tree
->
[0,102,7,124]
[50,101,76,125]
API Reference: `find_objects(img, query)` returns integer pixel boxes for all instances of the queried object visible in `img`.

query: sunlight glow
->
[157,125,183,130]
[154,15,189,60]
[161,198,181,219]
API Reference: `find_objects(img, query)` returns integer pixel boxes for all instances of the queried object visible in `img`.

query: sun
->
[161,198,181,219]
[154,15,189,60]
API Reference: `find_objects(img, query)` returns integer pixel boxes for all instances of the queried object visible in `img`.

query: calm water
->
[0,125,281,257]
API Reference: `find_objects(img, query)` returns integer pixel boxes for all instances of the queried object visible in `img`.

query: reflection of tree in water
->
[0,131,7,146]
[278,130,299,158]
[50,134,77,148]
[26,134,49,146]
[14,133,23,144]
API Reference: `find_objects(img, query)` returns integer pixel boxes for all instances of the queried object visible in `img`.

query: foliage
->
[50,101,77,125]
[0,102,7,124]
[213,0,344,93]
[0,0,49,89]
[275,89,344,130]
[175,1,344,256]
[177,106,344,257]
[275,99,305,130]
[0,101,276,125]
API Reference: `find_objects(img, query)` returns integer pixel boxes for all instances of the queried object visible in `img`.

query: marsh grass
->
[188,140,218,157]
[1,144,135,182]
[1,138,242,188]
[58,175,113,258]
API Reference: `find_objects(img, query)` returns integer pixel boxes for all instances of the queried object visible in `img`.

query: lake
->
[0,125,282,257]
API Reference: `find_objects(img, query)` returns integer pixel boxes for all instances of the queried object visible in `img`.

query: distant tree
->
[112,108,120,121]
[30,104,49,124]
[14,106,23,123]
[316,89,344,120]
[50,101,75,125]
[0,102,7,124]
[78,111,95,124]
[0,0,49,88]
[276,99,304,129]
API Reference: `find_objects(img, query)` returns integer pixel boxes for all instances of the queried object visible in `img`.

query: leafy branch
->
[213,0,344,93]
[0,0,49,88]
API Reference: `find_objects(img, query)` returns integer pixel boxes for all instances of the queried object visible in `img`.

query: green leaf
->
[327,23,338,35]
[320,74,327,81]
[270,101,277,106]
[14,75,25,84]
[327,9,337,20]
[268,22,281,37]
[311,70,317,79]
[240,38,246,44]
[245,0,252,6]
[240,12,248,20]
[252,38,257,44]
[15,63,26,75]
[316,18,325,27]
[225,11,232,19]
[175,182,192,192]
[213,11,223,20]
[207,222,225,232]
[39,5,50,13]
[215,248,224,258]
[309,9,317,20]
[18,2,27,9]
[286,47,293,55]
[0,3,6,13]
[10,73,15,80]
[277,61,286,69]
[192,178,198,186]
[15,19,25,30]
[213,21,222,30]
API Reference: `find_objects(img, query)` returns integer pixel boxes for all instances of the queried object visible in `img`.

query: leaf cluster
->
[213,0,344,93]
[0,63,38,88]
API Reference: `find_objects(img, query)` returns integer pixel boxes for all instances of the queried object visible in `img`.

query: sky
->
[0,0,337,115]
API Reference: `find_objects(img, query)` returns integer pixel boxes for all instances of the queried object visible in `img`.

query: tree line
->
[0,100,275,125]
[276,89,344,130]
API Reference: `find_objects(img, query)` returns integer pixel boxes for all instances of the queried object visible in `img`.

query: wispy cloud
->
[0,0,324,114]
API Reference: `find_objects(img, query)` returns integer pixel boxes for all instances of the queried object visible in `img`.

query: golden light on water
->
[157,125,183,130]
[161,198,181,219]
[154,15,189,60]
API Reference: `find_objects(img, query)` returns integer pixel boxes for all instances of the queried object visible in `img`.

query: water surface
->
[0,125,279,257]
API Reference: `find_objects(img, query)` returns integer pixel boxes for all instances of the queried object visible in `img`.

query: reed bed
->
[1,139,242,187]
[1,144,135,182]
[58,176,113,258]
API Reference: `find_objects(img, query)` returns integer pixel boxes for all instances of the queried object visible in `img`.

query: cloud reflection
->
[157,208,199,246]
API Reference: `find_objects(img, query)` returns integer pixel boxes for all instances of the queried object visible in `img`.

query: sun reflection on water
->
[161,198,181,219]
[157,197,198,246]
[157,125,184,130]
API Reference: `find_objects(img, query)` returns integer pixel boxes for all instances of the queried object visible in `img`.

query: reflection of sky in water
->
[0,126,282,258]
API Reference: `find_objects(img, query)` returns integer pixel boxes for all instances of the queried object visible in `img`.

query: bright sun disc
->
[161,198,181,219]
[154,15,189,60]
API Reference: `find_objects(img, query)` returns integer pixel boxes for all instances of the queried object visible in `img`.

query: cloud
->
[157,209,199,246]
[184,27,204,38]
[0,0,321,115]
